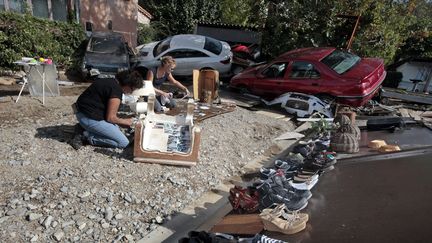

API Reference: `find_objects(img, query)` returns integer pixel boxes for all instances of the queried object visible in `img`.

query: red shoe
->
[228,186,259,213]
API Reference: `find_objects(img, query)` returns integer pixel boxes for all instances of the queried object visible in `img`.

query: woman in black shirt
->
[74,71,143,148]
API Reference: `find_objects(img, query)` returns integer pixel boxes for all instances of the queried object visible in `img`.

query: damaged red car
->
[229,47,386,107]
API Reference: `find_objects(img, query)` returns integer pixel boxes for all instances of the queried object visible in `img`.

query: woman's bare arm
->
[106,98,132,127]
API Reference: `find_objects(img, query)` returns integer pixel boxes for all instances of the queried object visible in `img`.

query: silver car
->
[132,34,232,77]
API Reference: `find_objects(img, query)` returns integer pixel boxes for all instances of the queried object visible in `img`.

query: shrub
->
[137,23,156,46]
[0,11,86,71]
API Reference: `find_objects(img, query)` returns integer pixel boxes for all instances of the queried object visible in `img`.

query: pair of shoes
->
[179,231,237,243]
[238,234,287,243]
[259,204,308,235]
[228,186,259,213]
[289,177,319,191]
[256,182,308,211]
[257,167,313,198]
[274,160,301,178]
[69,130,90,150]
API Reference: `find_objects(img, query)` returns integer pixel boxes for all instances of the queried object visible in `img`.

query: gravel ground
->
[0,85,295,242]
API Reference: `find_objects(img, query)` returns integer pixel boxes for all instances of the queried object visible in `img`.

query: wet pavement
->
[267,146,432,243]
[338,126,432,159]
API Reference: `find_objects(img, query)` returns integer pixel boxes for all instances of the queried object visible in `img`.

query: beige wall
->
[79,0,138,47]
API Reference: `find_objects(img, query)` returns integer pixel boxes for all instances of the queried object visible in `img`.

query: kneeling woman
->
[75,71,143,148]
[146,56,190,112]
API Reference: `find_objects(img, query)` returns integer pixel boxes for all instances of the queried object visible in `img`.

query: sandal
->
[259,204,308,235]
[228,186,259,213]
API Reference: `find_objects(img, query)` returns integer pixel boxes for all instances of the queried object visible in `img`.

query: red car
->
[229,47,386,107]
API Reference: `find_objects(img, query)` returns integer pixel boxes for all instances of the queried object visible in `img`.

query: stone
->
[85,228,94,235]
[53,231,64,242]
[30,235,39,242]
[114,213,123,220]
[155,216,163,224]
[124,194,133,203]
[60,186,68,193]
[42,216,53,229]
[51,221,58,228]
[77,221,86,230]
[124,234,134,242]
[105,207,113,221]
[101,222,110,229]
[27,204,38,210]
[28,213,43,221]
[62,220,75,228]
[0,216,10,224]
[78,191,91,199]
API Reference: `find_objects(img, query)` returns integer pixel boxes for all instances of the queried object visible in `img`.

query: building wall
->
[137,12,150,25]
[79,0,138,47]
[397,62,432,92]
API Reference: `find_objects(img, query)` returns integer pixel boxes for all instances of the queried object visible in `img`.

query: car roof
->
[90,31,124,39]
[275,47,336,61]
[170,34,206,49]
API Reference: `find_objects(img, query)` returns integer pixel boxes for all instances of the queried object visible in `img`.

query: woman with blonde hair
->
[146,56,190,112]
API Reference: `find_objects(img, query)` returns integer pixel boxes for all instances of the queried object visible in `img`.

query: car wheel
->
[237,85,250,95]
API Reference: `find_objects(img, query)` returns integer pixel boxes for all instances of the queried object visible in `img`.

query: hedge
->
[0,11,86,70]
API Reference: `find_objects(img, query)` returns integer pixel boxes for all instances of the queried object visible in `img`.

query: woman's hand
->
[161,91,171,98]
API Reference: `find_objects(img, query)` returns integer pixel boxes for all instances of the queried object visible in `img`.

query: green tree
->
[395,0,432,60]
[140,0,222,40]
[261,0,413,64]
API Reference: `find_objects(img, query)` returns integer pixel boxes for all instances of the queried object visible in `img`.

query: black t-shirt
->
[76,78,123,121]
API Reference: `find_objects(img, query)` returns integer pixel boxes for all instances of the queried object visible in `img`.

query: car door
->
[282,61,323,95]
[164,48,210,76]
[251,62,289,97]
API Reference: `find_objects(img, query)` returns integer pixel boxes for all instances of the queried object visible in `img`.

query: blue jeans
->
[154,95,176,112]
[76,112,129,148]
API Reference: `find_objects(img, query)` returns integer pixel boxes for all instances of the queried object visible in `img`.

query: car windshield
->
[153,37,172,57]
[89,36,123,54]
[204,37,222,55]
[321,50,361,74]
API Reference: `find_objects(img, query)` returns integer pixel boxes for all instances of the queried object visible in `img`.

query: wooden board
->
[210,214,264,235]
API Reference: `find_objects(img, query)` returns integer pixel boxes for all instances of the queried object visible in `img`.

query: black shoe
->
[69,133,88,150]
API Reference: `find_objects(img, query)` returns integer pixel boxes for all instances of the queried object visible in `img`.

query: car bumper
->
[337,84,382,107]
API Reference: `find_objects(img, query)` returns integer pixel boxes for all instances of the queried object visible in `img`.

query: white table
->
[13,61,54,105]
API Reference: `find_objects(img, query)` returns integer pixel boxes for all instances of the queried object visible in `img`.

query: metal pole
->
[347,15,361,51]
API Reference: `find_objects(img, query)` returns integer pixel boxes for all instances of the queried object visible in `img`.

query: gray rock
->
[101,222,110,229]
[105,207,113,221]
[62,220,75,228]
[51,221,58,228]
[114,213,123,220]
[77,221,86,230]
[78,191,91,199]
[30,234,39,242]
[53,231,64,242]
[59,186,68,193]
[124,234,134,242]
[0,216,10,224]
[155,216,163,224]
[27,204,38,210]
[28,213,43,221]
[85,228,94,235]
[42,215,53,229]
[124,194,133,203]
